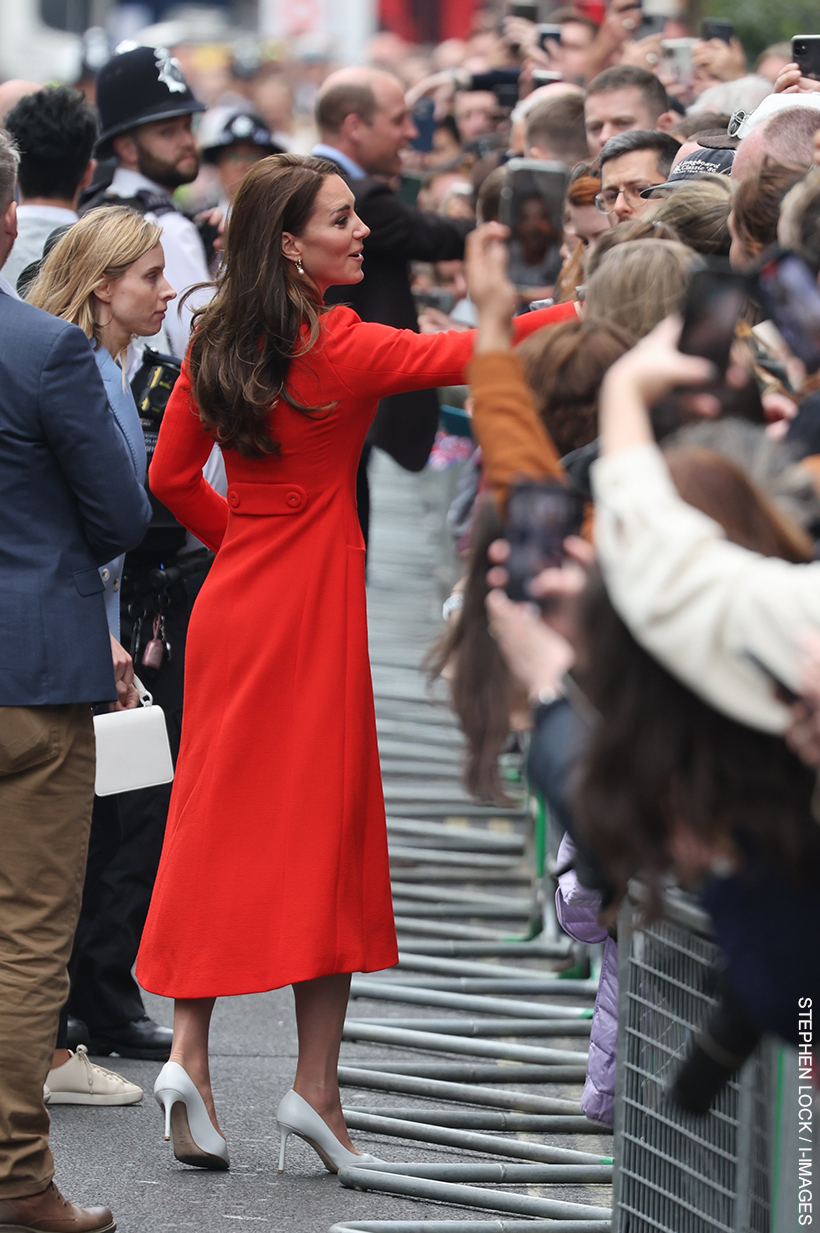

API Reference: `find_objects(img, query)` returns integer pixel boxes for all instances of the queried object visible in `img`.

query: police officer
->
[83,44,210,358]
[199,107,282,216]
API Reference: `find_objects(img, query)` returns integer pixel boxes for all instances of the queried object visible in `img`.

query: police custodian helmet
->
[95,44,206,158]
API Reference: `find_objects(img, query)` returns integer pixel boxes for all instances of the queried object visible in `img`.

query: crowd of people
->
[1,4,820,1228]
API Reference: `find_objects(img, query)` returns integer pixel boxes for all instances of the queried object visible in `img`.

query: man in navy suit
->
[0,130,151,1233]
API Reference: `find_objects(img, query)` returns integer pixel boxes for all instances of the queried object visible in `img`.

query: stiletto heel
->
[275,1088,386,1174]
[154,1061,230,1171]
[278,1128,290,1173]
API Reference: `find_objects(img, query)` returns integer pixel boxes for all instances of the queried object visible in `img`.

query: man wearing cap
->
[83,45,210,359]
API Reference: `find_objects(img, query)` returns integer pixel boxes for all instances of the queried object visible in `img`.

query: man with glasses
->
[595,130,681,224]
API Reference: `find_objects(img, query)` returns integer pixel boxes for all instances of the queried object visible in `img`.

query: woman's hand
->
[620,33,664,73]
[599,315,716,454]
[485,587,575,706]
[786,630,820,767]
[774,63,820,94]
[692,36,746,83]
[109,633,139,711]
[465,223,517,353]
[487,536,592,642]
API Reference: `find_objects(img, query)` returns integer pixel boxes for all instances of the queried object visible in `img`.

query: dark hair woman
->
[135,155,571,1176]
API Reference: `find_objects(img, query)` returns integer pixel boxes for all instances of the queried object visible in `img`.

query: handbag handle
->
[132,673,154,707]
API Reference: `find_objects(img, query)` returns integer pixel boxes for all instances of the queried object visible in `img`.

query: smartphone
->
[678,268,749,377]
[742,651,800,704]
[510,1,539,19]
[532,69,564,87]
[754,249,820,374]
[537,22,562,50]
[499,157,568,236]
[410,97,435,153]
[639,12,666,37]
[792,34,820,82]
[661,37,696,81]
[701,18,734,43]
[504,480,585,603]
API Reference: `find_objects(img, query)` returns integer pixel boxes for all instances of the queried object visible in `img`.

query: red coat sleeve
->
[322,302,577,401]
[149,362,228,552]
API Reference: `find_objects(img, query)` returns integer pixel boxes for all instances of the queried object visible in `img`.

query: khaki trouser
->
[0,704,95,1199]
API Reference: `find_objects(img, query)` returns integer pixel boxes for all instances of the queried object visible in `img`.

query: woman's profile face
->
[96,242,176,339]
[284,175,370,295]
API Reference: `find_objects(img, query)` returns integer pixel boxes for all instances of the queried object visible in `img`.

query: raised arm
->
[594,317,820,733]
[326,299,576,404]
[149,362,228,552]
[464,223,565,509]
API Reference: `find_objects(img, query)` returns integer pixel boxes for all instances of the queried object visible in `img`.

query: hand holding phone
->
[792,35,820,82]
[504,480,585,603]
[753,248,820,374]
[701,18,734,44]
[678,268,749,378]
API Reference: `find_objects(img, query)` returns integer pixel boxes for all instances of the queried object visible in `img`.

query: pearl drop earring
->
[295,257,304,275]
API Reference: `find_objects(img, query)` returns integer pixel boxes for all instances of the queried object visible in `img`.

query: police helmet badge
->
[155,47,188,95]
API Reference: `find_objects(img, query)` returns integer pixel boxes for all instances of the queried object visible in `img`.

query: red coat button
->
[286,492,302,508]
[229,491,240,508]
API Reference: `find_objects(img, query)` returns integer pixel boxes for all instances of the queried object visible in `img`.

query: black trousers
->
[66,581,193,1031]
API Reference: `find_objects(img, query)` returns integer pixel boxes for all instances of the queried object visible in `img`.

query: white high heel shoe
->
[153,1061,230,1171]
[276,1088,384,1174]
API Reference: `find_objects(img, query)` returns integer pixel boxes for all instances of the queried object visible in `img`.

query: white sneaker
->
[43,1082,51,1105]
[46,1044,143,1105]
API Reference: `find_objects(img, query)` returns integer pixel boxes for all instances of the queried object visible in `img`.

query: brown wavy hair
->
[516,318,635,455]
[427,498,516,804]
[573,446,819,918]
[185,153,340,458]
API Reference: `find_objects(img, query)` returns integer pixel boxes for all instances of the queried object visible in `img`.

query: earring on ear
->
[295,257,304,275]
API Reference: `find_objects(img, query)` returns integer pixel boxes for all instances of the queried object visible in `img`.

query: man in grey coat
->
[0,130,151,1233]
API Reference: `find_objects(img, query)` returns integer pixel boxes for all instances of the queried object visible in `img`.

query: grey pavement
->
[49,452,611,1232]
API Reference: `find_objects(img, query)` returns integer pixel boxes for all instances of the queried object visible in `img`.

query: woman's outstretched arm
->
[150,362,229,552]
[324,296,577,405]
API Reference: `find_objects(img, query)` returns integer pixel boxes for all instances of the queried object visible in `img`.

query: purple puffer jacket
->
[554,832,618,1127]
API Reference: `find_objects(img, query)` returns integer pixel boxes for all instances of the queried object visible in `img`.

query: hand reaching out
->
[465,223,517,352]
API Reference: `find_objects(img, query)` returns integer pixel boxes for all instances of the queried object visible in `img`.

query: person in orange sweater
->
[136,155,575,1177]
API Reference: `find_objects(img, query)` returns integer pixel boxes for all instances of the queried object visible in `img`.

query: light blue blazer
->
[95,347,147,640]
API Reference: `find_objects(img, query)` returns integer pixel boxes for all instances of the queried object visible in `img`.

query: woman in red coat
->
[137,154,575,1174]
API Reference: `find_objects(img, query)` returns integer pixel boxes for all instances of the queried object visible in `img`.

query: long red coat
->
[136,302,574,998]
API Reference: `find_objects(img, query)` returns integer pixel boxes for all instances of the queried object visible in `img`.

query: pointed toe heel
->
[154,1061,230,1171]
[275,1088,385,1175]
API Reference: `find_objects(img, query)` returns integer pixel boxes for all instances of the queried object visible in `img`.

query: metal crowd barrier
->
[328,456,613,1233]
[613,884,801,1233]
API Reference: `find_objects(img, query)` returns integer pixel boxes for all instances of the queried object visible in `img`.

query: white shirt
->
[3,204,78,293]
[108,167,211,360]
[591,442,820,734]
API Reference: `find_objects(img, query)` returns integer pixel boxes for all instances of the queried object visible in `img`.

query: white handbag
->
[93,674,175,797]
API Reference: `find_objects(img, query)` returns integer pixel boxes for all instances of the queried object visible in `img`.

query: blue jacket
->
[0,291,152,705]
[94,346,147,640]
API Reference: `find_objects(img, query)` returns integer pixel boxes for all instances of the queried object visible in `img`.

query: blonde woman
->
[27,206,175,1103]
[30,207,174,635]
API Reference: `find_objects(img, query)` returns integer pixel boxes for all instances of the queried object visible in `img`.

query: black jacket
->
[323,167,473,471]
